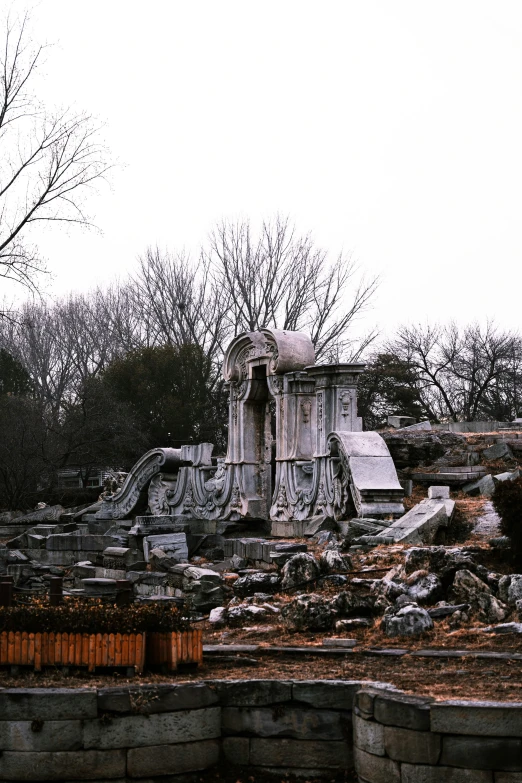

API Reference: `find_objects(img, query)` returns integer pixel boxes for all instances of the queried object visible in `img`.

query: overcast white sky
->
[8,0,522,337]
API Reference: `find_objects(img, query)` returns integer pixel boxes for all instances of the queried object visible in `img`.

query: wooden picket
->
[0,631,145,673]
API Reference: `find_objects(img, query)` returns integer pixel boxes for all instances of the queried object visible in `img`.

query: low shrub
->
[0,597,191,634]
[492,476,522,566]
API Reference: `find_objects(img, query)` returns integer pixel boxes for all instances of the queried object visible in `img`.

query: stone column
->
[305,364,365,457]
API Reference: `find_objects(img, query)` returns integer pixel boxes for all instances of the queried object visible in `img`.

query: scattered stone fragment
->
[319,549,352,574]
[381,603,434,637]
[463,474,496,497]
[282,593,336,631]
[208,607,226,625]
[281,553,320,590]
[233,572,280,598]
[406,573,443,605]
[335,617,372,631]
[482,441,514,460]
[482,622,522,634]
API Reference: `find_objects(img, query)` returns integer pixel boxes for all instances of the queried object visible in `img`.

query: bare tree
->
[206,216,379,360]
[0,11,110,293]
[131,247,231,390]
[387,321,522,422]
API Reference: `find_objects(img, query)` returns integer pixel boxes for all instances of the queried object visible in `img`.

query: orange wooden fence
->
[0,631,145,672]
[147,630,203,671]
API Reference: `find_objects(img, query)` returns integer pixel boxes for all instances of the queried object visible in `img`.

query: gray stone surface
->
[353,712,385,755]
[0,720,83,752]
[127,739,220,777]
[428,485,450,499]
[292,679,368,709]
[440,735,522,771]
[84,706,221,749]
[431,701,522,736]
[382,603,434,637]
[222,736,250,765]
[249,737,352,769]
[401,764,493,782]
[209,679,292,706]
[373,691,432,730]
[0,688,97,720]
[353,746,400,783]
[483,442,514,460]
[142,533,188,563]
[281,553,320,590]
[0,749,126,780]
[97,683,219,714]
[381,499,450,544]
[222,706,349,740]
[384,724,441,764]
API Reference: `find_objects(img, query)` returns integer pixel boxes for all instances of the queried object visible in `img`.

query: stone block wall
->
[353,683,522,782]
[0,679,370,781]
[3,680,522,781]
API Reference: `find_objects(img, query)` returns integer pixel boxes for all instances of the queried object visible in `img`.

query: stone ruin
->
[96,328,405,530]
[4,327,521,639]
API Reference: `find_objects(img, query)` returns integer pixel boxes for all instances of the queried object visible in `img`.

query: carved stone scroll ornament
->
[148,473,178,516]
[96,448,182,520]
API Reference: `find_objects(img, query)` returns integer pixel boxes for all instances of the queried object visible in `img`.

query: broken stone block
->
[463,474,496,497]
[397,420,432,431]
[428,485,450,499]
[388,415,416,429]
[142,533,188,563]
[71,561,96,580]
[381,603,433,637]
[102,546,133,569]
[482,441,514,460]
[498,574,522,606]
[335,617,372,630]
[494,470,519,484]
[302,515,337,536]
[82,578,117,596]
[149,548,178,572]
[226,604,269,626]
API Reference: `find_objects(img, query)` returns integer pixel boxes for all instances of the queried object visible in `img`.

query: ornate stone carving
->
[300,398,312,423]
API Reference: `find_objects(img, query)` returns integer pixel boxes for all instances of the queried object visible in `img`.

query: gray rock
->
[302,515,337,536]
[281,553,320,590]
[482,622,522,634]
[208,606,226,625]
[482,442,514,461]
[406,573,443,605]
[226,604,269,627]
[233,572,280,597]
[335,617,372,630]
[463,474,496,497]
[319,548,352,574]
[282,593,336,631]
[428,485,450,499]
[382,603,434,637]
[498,574,522,606]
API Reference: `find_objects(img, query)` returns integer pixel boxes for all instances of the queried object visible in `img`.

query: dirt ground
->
[2,645,522,702]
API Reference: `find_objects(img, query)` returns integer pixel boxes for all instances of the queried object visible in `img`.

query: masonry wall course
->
[221,705,349,740]
[2,680,522,782]
[83,707,221,749]
[126,739,220,778]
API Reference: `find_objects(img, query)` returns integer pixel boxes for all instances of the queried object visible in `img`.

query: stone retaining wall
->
[0,679,372,781]
[354,683,522,782]
[3,680,522,782]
